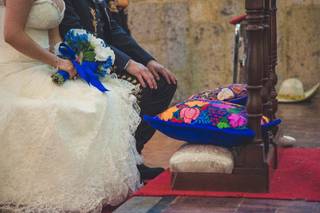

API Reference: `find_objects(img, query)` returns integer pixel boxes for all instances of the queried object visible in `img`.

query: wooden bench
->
[171,0,279,193]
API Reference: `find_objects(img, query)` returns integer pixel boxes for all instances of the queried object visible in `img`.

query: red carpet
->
[135,148,320,201]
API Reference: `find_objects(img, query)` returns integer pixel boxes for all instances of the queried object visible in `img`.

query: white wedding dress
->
[0,0,142,212]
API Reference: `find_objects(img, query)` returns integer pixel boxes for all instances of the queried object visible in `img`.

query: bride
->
[0,0,143,212]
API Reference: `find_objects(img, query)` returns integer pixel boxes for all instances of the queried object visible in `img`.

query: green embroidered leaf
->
[217,122,230,129]
[228,108,242,114]
[220,117,229,123]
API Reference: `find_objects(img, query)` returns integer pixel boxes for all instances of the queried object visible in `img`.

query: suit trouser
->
[135,76,177,154]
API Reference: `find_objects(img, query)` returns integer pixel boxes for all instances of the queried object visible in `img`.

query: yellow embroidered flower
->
[159,106,178,121]
[185,101,207,107]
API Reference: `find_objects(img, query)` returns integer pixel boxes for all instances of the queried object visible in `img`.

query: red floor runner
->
[135,148,320,201]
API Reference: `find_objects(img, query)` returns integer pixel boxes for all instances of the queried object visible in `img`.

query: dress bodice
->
[27,0,65,30]
[0,0,65,63]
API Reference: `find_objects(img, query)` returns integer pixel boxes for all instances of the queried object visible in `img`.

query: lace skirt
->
[0,61,142,212]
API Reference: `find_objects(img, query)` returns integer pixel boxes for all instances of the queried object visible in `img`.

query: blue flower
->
[194,111,211,125]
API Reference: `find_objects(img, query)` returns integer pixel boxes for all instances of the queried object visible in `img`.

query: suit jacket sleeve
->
[109,16,155,66]
[59,0,83,37]
[59,0,131,75]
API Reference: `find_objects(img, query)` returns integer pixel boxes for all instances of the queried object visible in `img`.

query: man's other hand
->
[147,60,177,85]
[126,59,157,89]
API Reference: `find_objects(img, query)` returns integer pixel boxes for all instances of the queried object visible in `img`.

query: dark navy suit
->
[60,0,177,153]
[108,0,130,34]
[60,0,153,75]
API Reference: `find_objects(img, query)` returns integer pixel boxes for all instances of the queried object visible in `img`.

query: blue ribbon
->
[57,43,108,93]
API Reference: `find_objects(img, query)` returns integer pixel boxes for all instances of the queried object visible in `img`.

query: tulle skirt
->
[0,61,142,212]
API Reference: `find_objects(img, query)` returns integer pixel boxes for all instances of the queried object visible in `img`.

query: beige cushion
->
[169,144,234,174]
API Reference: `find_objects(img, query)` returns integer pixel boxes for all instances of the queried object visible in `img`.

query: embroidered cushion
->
[144,99,281,148]
[170,144,234,174]
[189,84,247,105]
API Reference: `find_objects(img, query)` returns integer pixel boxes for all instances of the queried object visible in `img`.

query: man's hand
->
[125,59,157,89]
[147,60,177,85]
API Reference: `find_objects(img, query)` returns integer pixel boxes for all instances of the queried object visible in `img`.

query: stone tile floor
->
[108,94,320,213]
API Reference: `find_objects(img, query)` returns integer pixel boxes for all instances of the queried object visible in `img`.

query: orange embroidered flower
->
[159,106,178,121]
[185,100,207,107]
[231,84,245,94]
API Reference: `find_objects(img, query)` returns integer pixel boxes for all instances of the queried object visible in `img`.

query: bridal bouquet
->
[52,29,115,92]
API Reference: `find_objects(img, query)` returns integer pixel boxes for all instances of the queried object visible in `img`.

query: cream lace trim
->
[0,77,143,212]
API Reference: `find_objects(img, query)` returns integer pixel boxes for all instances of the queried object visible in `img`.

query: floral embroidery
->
[210,103,234,109]
[189,84,247,101]
[158,99,271,130]
[171,117,184,123]
[180,108,201,124]
[232,84,245,95]
[185,100,207,107]
[228,114,247,128]
[194,112,211,125]
[158,100,247,129]
[217,120,230,129]
[159,106,178,121]
[217,88,234,100]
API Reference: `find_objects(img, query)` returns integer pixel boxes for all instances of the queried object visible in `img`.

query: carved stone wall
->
[128,0,320,100]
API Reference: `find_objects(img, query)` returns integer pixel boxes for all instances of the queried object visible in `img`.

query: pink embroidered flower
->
[228,113,247,128]
[180,108,200,124]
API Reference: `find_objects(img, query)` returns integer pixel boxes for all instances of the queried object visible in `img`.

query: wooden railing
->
[245,0,264,145]
[270,0,278,122]
[171,0,279,193]
[246,0,278,147]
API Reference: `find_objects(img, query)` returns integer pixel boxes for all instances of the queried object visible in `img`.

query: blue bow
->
[57,43,109,93]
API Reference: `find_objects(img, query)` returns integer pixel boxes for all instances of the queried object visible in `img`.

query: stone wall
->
[128,0,320,100]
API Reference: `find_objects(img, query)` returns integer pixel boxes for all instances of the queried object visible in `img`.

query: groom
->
[60,0,177,180]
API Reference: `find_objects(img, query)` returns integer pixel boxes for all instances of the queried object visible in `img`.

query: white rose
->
[95,46,115,62]
[90,37,105,48]
[105,47,115,63]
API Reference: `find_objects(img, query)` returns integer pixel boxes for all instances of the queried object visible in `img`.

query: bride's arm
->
[49,27,62,53]
[4,0,76,78]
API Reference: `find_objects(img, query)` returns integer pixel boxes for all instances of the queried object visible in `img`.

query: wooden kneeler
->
[171,0,279,193]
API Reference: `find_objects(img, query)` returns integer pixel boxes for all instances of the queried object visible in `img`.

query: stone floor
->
[108,94,320,213]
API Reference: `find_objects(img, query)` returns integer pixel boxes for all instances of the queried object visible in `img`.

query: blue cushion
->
[144,99,281,148]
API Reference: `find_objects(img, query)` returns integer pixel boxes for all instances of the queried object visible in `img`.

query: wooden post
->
[261,0,272,154]
[262,0,273,120]
[270,0,278,121]
[245,0,264,144]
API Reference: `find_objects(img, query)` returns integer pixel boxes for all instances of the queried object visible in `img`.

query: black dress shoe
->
[137,164,164,180]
